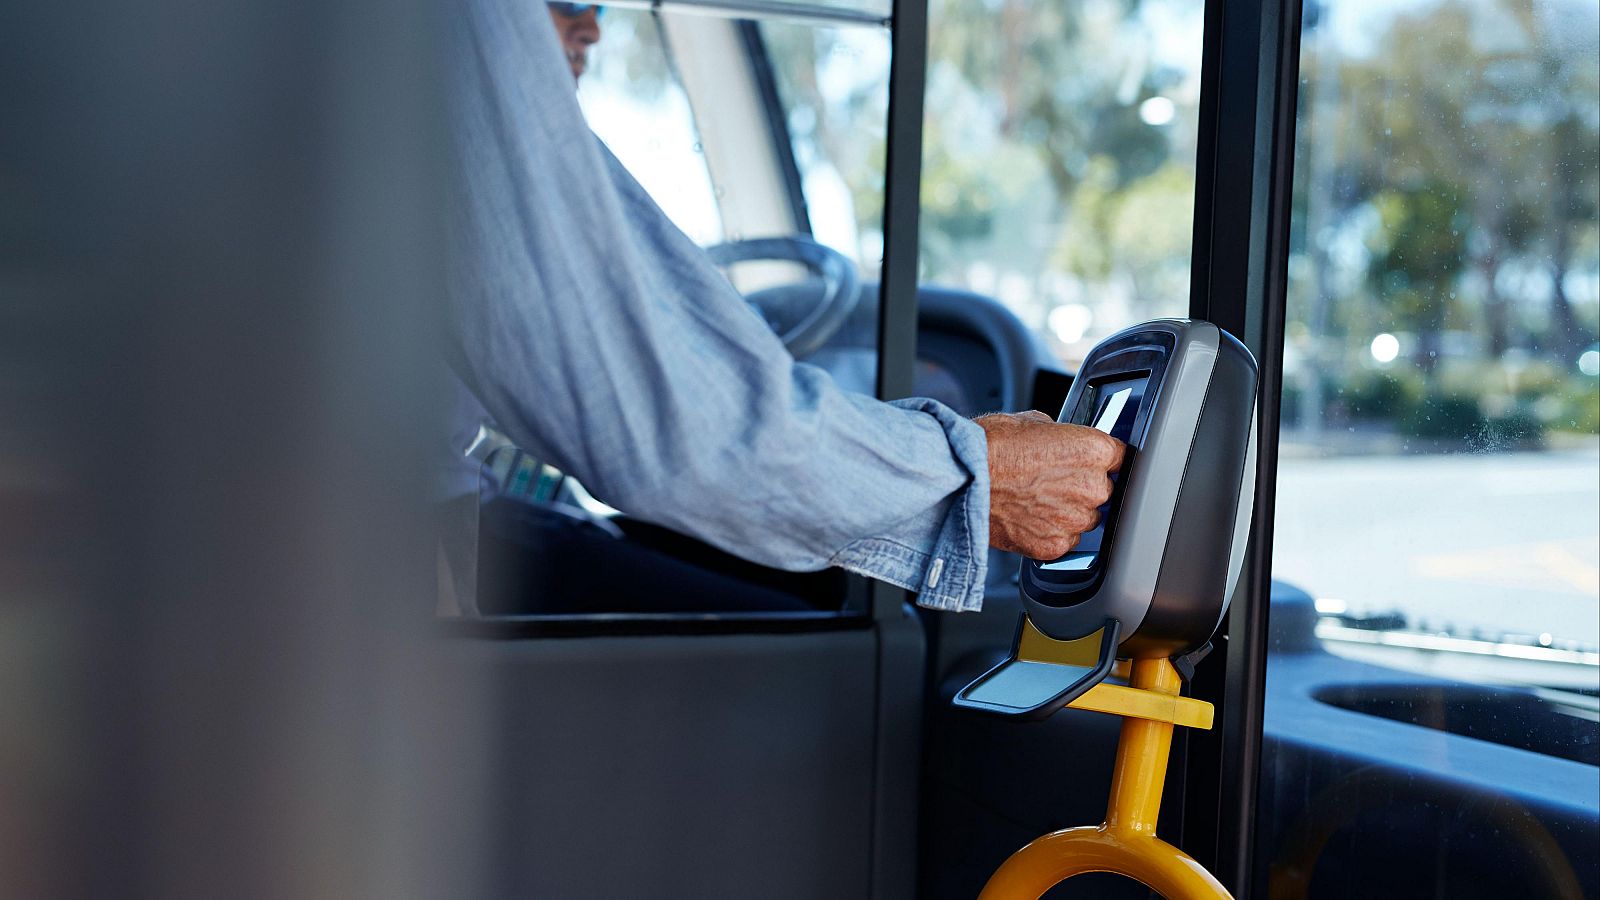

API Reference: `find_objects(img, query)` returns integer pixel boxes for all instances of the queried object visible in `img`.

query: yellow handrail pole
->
[977,659,1232,900]
[1104,658,1183,834]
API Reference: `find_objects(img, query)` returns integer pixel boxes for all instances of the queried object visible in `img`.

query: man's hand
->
[976,410,1127,560]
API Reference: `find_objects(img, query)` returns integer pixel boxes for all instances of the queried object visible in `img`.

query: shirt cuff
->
[827,399,991,612]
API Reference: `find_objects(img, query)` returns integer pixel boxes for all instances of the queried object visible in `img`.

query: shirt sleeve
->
[444,0,990,611]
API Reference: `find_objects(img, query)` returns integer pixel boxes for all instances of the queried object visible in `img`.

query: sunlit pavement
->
[1272,443,1600,649]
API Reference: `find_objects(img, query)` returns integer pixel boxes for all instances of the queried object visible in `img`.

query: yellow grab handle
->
[978,826,1231,900]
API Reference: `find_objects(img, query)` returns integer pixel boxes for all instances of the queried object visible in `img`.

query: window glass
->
[1258,0,1599,894]
[578,11,884,396]
[919,0,1205,366]
[748,20,890,399]
[579,8,724,245]
[763,20,892,276]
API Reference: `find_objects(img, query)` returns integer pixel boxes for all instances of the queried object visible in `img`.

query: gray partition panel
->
[448,628,897,899]
[870,602,928,900]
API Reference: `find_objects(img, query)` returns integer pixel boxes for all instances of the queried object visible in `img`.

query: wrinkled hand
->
[976,410,1127,560]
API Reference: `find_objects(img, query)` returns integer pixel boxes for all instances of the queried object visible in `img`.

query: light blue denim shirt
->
[444,0,990,611]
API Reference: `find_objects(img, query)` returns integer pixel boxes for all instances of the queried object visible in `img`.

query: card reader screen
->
[1085,376,1145,443]
[1039,375,1147,573]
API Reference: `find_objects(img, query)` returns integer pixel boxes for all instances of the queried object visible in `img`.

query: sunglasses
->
[548,2,605,18]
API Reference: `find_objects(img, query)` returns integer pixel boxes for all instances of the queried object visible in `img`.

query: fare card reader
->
[956,319,1258,721]
[958,320,1257,900]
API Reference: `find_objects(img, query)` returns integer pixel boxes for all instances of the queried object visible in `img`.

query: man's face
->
[547,3,602,81]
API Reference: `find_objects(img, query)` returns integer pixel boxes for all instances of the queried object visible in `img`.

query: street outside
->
[1271,442,1600,654]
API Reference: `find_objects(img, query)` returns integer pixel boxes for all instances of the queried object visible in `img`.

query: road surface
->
[1272,445,1600,650]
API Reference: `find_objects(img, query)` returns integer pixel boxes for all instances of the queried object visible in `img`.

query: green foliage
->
[916,0,1202,318]
[1342,369,1424,419]
[1505,360,1570,403]
[1107,165,1197,273]
[1379,359,1600,446]
[1561,382,1600,435]
[1049,159,1195,306]
[1274,0,1599,448]
[908,0,1597,434]
[1396,389,1487,441]
[1366,182,1470,341]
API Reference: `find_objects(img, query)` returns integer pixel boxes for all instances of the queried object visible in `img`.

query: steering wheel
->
[704,236,861,358]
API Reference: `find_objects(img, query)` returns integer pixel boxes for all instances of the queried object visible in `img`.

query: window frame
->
[1174,0,1305,892]
[735,21,814,235]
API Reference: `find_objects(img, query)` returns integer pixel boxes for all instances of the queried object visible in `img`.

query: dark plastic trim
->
[1177,0,1304,890]
[876,0,925,404]
[440,608,872,640]
[877,7,931,895]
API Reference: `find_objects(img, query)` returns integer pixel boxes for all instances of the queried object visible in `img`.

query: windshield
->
[918,0,1205,367]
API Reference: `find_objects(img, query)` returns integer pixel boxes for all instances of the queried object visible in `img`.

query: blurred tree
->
[920,0,1201,321]
[1053,160,1194,308]
[1367,182,1471,370]
[1286,0,1597,434]
[756,0,1595,395]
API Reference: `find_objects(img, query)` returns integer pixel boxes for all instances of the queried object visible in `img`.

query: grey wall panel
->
[869,603,927,900]
[3,1,483,897]
[451,630,883,899]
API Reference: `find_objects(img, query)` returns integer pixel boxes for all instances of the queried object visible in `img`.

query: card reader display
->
[1086,378,1144,442]
[1038,375,1148,576]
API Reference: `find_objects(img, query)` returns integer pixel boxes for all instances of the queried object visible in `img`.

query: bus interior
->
[5,0,1596,897]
